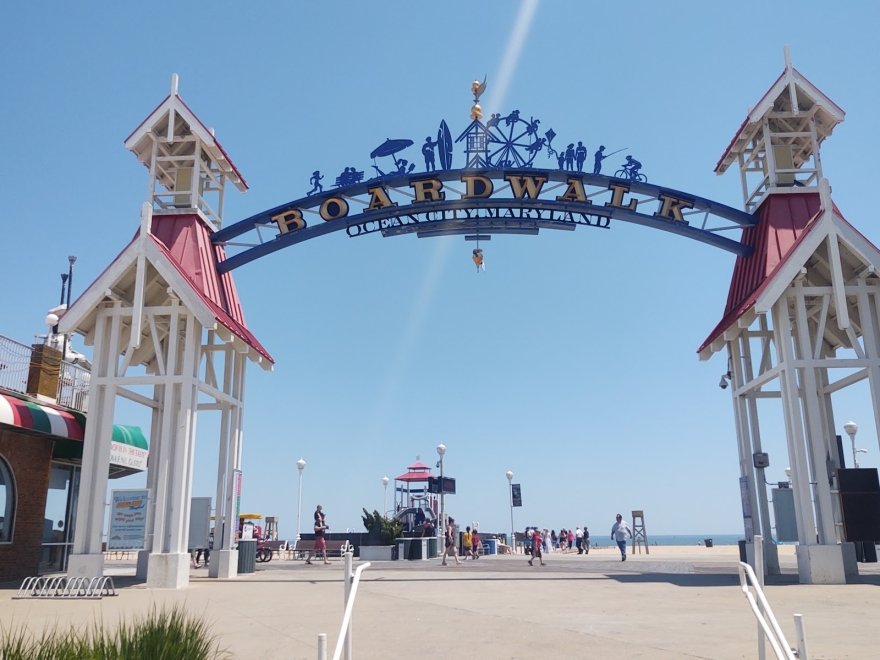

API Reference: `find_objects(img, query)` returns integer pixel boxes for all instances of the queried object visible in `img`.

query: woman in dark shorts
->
[441,516,461,566]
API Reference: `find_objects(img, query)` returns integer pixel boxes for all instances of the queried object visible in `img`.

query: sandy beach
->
[2,544,875,659]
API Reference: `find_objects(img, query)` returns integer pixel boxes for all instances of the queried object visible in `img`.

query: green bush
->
[361,508,404,544]
[0,604,229,659]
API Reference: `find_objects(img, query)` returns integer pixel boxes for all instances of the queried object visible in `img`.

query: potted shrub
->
[359,509,403,560]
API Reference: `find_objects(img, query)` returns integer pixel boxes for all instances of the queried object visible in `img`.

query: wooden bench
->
[259,540,288,559]
[287,539,351,560]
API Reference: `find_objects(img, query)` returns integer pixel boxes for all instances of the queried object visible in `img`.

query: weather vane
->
[470,77,486,121]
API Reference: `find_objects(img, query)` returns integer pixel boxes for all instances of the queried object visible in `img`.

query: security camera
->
[719,375,729,389]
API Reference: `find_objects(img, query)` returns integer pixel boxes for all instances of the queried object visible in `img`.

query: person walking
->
[528,528,545,566]
[575,526,584,554]
[583,526,590,554]
[462,526,473,560]
[611,513,632,561]
[470,526,481,560]
[310,504,331,565]
[441,516,462,566]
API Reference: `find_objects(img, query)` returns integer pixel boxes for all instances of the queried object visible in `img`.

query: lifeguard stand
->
[631,510,649,555]
[393,458,439,532]
[264,517,278,542]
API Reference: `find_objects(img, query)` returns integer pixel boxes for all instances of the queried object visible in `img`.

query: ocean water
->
[645,534,742,546]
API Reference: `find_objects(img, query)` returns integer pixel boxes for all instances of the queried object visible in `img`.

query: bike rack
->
[14,575,117,599]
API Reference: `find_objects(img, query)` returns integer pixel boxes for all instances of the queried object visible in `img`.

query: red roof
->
[395,470,433,482]
[150,214,273,363]
[698,193,822,353]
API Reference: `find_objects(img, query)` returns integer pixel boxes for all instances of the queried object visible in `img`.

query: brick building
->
[0,333,146,583]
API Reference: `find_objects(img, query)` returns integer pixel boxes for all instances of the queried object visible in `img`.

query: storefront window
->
[0,455,14,542]
[40,463,78,572]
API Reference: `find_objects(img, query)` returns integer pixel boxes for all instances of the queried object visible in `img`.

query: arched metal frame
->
[213,169,756,272]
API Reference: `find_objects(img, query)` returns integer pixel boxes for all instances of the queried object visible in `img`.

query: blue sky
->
[3,1,880,538]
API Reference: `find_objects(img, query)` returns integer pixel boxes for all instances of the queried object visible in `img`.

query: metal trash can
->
[237,539,257,574]
[484,539,498,555]
[704,538,713,548]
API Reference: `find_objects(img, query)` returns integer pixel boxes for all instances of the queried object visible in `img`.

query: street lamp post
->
[61,256,76,360]
[843,421,860,468]
[382,476,390,518]
[506,470,515,553]
[436,443,446,547]
[296,458,306,541]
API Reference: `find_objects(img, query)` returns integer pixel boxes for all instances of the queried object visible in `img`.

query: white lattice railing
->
[0,334,90,413]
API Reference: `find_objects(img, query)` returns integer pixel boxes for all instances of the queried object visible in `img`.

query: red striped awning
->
[0,392,84,440]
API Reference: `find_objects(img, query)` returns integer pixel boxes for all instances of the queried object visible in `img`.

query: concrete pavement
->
[2,545,878,659]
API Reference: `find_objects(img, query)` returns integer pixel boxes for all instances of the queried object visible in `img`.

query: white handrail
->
[737,561,801,659]
[320,559,370,660]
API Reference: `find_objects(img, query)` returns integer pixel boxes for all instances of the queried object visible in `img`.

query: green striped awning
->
[112,424,149,450]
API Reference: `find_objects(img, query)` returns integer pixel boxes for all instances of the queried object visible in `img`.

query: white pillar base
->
[796,544,848,584]
[763,541,780,575]
[840,542,859,578]
[146,553,190,589]
[209,549,238,579]
[136,549,150,580]
[67,553,105,578]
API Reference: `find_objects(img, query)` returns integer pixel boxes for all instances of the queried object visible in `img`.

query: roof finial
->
[170,73,179,96]
[783,46,799,113]
[470,76,487,121]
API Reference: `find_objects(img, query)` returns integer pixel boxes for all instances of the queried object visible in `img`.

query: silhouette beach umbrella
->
[371,138,413,159]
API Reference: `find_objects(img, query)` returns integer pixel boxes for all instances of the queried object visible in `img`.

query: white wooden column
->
[728,341,760,539]
[68,304,122,577]
[856,280,880,454]
[211,343,236,578]
[775,294,847,583]
[773,299,814,544]
[792,283,836,543]
[735,333,780,574]
[137,388,164,579]
[146,306,200,588]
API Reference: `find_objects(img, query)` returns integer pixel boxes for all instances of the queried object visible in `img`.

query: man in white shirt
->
[611,514,632,561]
[575,526,584,554]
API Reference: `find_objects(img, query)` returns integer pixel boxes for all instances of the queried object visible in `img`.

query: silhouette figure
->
[593,146,607,175]
[422,136,438,171]
[565,143,575,170]
[575,142,587,171]
[395,158,416,174]
[308,171,324,194]
[525,137,545,165]
[623,155,642,180]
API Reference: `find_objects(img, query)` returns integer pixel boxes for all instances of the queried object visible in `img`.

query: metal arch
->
[213,168,756,273]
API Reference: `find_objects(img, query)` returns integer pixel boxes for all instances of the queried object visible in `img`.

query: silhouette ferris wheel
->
[486,110,544,168]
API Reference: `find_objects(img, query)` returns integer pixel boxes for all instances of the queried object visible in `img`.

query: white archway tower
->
[63,74,273,588]
[702,51,880,584]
